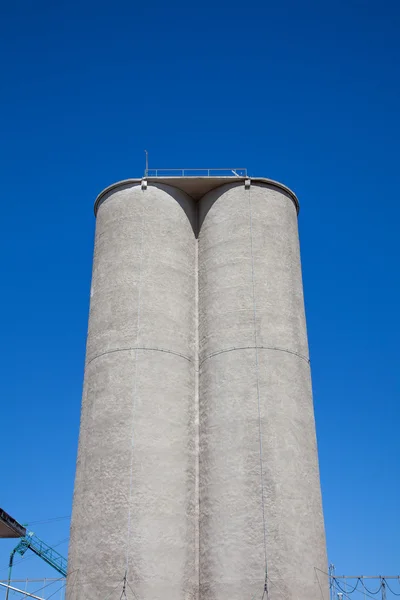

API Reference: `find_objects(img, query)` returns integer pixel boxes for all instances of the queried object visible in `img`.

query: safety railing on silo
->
[145,168,247,178]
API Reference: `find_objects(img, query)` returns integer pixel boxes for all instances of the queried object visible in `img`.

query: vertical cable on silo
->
[194,232,200,600]
[247,185,269,594]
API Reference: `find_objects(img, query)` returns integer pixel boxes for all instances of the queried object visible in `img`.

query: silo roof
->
[94,176,299,216]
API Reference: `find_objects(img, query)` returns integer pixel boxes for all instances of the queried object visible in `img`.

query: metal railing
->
[145,168,247,178]
[9,533,67,578]
[0,579,66,600]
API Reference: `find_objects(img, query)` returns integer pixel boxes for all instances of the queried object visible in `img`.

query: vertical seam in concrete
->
[248,185,269,587]
[194,223,200,600]
[125,199,145,579]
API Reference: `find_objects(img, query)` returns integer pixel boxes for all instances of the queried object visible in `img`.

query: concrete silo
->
[198,181,327,600]
[67,182,197,600]
[67,174,327,600]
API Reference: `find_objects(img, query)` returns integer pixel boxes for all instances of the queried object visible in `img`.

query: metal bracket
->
[245,178,251,189]
[141,179,148,191]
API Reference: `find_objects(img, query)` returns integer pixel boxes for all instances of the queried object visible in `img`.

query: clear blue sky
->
[1,0,399,591]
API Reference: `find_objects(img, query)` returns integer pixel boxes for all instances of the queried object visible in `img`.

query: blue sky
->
[1,0,399,591]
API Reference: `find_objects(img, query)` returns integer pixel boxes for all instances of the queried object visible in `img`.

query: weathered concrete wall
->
[67,177,328,600]
[67,183,197,600]
[198,182,327,600]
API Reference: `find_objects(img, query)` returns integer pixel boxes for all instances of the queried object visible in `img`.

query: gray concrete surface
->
[67,183,197,600]
[67,177,328,600]
[198,182,327,600]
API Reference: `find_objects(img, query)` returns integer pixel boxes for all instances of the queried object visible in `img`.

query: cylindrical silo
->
[67,182,197,600]
[198,181,327,600]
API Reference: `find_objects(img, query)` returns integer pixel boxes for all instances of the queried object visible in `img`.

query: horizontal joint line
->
[199,345,310,366]
[86,346,193,366]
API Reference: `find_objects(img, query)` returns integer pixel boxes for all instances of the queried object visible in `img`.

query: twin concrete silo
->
[67,176,328,600]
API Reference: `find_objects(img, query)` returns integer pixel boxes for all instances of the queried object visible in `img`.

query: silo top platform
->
[94,176,299,215]
[0,508,26,538]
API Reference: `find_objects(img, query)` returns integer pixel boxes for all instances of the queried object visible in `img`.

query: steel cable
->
[11,576,64,600]
[103,577,126,600]
[332,579,379,600]
[315,568,377,600]
[126,577,141,600]
[45,580,68,600]
[332,580,353,600]
[359,578,383,595]
[334,578,361,594]
[248,184,269,597]
[384,578,400,596]
[26,517,70,526]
